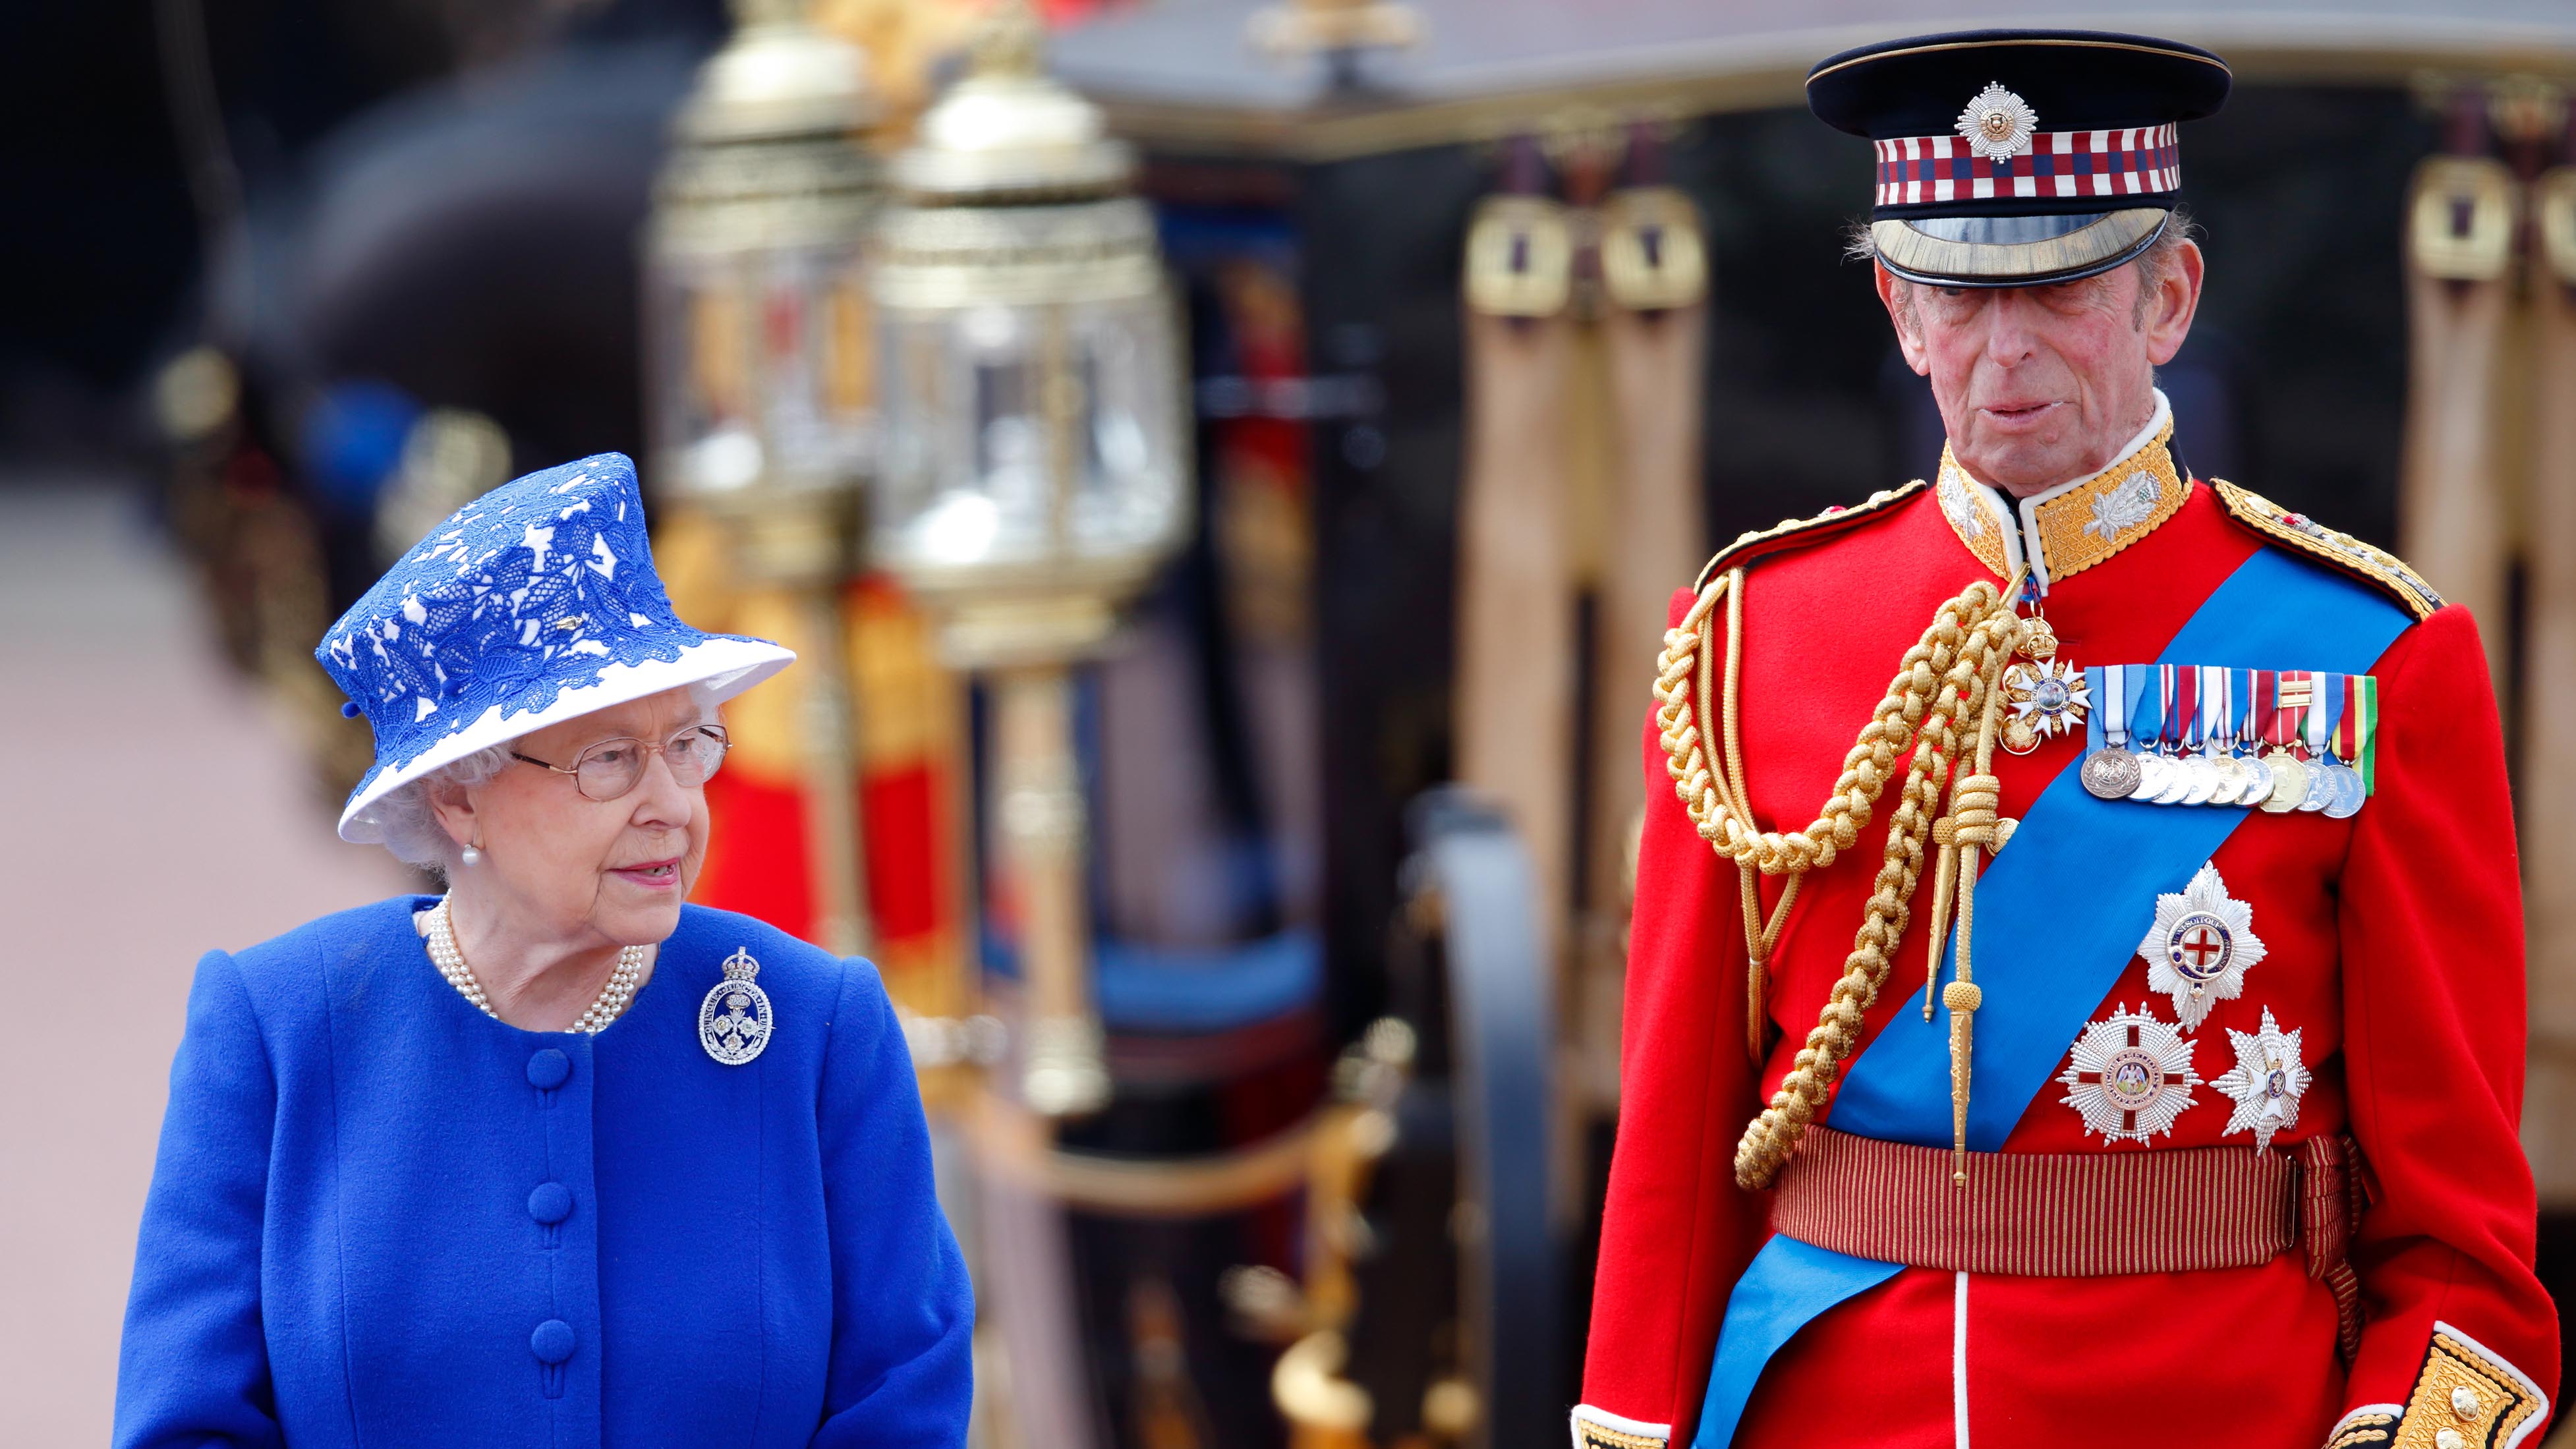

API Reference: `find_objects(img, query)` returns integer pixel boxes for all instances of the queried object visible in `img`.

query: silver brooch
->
[2210,1007,2312,1152]
[699,946,774,1065]
[2057,1004,2200,1143]
[1956,82,2038,161]
[2139,862,2268,1031]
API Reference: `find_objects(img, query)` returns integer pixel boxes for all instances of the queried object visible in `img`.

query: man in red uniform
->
[1572,30,2558,1449]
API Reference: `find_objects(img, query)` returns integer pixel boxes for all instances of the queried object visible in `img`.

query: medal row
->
[2075,664,2378,818]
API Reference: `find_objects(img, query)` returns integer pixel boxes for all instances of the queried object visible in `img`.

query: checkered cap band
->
[1873,125,2180,207]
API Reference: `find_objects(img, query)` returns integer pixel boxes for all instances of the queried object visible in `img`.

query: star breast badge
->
[1956,82,2039,161]
[2059,1004,2201,1143]
[2210,1008,2312,1152]
[2140,862,2268,1031]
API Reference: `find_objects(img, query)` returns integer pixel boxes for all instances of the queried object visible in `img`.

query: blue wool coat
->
[116,897,974,1448]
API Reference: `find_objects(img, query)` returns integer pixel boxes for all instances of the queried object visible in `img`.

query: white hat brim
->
[335,635,796,844]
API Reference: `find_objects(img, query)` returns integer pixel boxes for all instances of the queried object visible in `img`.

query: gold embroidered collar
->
[1934,409,2187,588]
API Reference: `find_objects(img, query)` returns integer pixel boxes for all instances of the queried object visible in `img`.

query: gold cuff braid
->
[1573,1425,1666,1449]
[2384,1324,2547,1449]
[1570,1406,1669,1449]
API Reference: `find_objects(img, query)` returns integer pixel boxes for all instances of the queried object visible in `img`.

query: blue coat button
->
[526,1049,570,1091]
[528,1181,573,1225]
[530,1319,577,1365]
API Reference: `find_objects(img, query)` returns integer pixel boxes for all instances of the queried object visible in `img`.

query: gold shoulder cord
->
[1655,562,2023,1190]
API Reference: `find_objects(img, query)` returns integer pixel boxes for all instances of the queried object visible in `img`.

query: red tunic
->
[1575,454,2555,1448]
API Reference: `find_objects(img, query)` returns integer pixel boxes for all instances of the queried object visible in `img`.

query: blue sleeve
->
[115,950,285,1449]
[810,958,975,1448]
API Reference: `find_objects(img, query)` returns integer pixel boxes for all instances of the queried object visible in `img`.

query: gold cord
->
[1692,569,1806,1061]
[1655,571,2021,1189]
[1941,635,2015,1183]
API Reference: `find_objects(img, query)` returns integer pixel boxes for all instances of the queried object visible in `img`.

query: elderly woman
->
[115,455,973,1448]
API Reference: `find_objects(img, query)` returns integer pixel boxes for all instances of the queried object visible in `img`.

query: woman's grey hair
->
[370,681,724,878]
[1850,208,2200,326]
[374,745,516,877]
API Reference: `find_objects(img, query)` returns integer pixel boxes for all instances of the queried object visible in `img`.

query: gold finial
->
[969,0,1047,80]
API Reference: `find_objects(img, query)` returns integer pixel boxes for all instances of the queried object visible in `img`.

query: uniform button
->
[530,1319,577,1365]
[526,1048,571,1091]
[528,1182,573,1226]
[2438,1430,2467,1449]
[2452,1387,2482,1420]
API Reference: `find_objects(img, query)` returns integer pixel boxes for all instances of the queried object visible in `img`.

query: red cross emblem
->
[2168,913,2231,980]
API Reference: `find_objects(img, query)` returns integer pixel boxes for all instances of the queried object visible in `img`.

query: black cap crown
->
[1808,30,2231,287]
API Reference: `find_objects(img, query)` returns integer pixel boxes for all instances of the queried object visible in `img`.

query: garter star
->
[2140,862,2267,1031]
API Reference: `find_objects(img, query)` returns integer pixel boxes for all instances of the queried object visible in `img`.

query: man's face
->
[1879,239,2202,496]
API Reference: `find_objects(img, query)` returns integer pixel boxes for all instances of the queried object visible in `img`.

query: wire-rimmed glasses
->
[511,724,731,802]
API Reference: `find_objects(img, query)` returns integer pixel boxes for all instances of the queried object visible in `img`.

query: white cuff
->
[1571,1404,1671,1449]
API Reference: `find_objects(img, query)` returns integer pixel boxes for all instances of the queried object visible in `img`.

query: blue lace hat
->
[318,452,795,843]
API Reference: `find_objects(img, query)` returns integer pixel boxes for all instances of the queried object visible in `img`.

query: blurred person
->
[1573,30,2554,1449]
[113,453,973,1448]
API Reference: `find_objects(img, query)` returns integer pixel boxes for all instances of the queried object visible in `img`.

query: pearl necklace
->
[424,896,648,1034]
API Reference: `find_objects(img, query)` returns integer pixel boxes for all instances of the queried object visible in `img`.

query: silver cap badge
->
[1956,82,2038,161]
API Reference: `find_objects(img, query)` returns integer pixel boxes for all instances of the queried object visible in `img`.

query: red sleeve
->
[1574,588,1769,1449]
[2332,603,2558,1446]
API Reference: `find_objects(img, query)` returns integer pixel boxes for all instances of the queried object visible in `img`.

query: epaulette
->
[2212,480,2444,623]
[1691,480,1928,591]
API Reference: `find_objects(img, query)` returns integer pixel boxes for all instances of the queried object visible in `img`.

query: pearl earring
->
[461,843,484,868]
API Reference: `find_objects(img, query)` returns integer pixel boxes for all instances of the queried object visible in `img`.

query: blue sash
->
[1691,547,2409,1447]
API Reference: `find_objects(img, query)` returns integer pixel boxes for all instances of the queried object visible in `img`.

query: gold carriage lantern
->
[644,0,882,956]
[869,1,1190,1118]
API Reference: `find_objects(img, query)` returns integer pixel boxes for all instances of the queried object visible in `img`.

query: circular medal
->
[2152,754,2193,805]
[2001,716,2041,756]
[2323,760,2366,820]
[2181,754,2218,807]
[2082,747,2143,800]
[2261,750,2306,814]
[2237,753,2274,810]
[2129,753,2168,801]
[2206,755,2245,807]
[2297,758,2335,812]
[699,946,775,1065]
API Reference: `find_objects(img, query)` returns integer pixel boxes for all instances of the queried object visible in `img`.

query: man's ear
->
[1875,261,1931,376]
[2142,237,2202,366]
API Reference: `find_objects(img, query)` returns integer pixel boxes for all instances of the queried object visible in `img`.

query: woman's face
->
[434,687,714,950]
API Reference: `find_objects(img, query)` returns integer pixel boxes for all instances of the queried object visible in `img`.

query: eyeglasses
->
[511,724,731,803]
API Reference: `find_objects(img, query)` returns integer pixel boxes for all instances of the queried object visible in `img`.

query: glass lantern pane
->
[752,243,873,486]
[1068,294,1186,560]
[644,255,760,496]
[875,304,1049,569]
[643,241,872,499]
[873,287,1187,579]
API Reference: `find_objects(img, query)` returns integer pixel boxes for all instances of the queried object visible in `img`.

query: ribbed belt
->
[1772,1127,2363,1353]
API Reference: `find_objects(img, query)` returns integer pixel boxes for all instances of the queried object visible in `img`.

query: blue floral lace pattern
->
[319,453,745,794]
